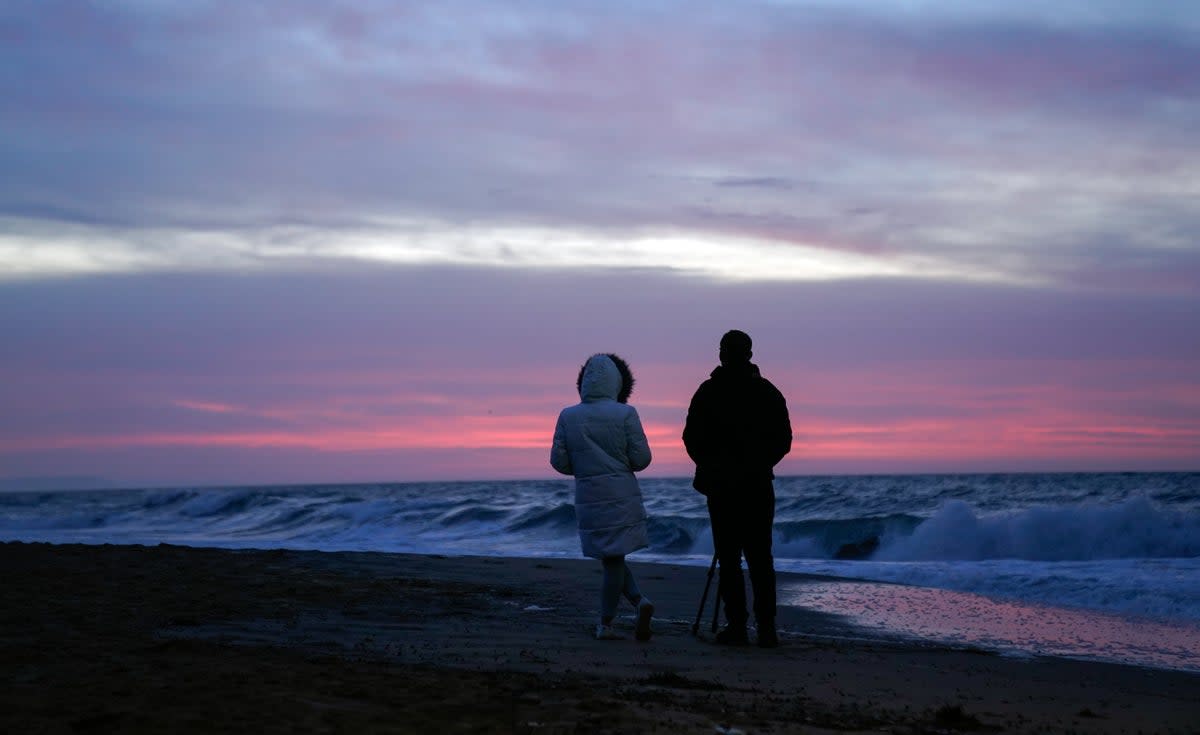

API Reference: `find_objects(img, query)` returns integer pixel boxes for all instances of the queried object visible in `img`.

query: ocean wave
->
[647,515,708,553]
[505,503,577,532]
[876,497,1200,562]
[776,514,923,559]
[4,486,1197,564]
[3,476,1199,626]
[140,489,194,510]
[179,489,267,518]
[438,506,510,526]
[240,507,316,535]
[329,498,405,527]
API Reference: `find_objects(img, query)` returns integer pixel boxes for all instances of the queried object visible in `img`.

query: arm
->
[550,413,573,475]
[625,407,652,472]
[682,383,712,467]
[683,383,724,495]
[764,384,793,468]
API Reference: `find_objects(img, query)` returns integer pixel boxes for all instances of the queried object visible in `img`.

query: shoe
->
[635,597,654,642]
[594,624,624,640]
[714,624,749,646]
[757,624,779,649]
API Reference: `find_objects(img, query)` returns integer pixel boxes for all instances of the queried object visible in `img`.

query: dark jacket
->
[682,362,792,495]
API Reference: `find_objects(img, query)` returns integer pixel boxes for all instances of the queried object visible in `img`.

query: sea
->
[3,472,1198,673]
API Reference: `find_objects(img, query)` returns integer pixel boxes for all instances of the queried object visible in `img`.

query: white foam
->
[876,497,1199,562]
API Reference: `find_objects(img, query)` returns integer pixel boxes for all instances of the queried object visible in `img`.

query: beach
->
[2,542,1197,733]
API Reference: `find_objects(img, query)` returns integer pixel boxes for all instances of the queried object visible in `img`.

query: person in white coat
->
[551,353,655,641]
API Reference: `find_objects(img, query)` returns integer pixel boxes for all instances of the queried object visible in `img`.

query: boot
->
[715,624,749,646]
[757,620,779,649]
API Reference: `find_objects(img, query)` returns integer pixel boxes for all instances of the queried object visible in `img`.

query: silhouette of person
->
[683,330,792,647]
[552,353,656,641]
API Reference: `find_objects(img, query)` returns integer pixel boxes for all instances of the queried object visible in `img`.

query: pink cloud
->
[172,399,240,414]
[6,355,1196,480]
[2,269,1197,485]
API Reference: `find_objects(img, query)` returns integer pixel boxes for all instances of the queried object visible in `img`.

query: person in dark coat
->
[682,330,792,647]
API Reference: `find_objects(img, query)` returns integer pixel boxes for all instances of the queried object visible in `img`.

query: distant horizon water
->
[4,468,1197,494]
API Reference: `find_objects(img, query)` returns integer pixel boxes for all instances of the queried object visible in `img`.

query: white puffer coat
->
[550,354,652,559]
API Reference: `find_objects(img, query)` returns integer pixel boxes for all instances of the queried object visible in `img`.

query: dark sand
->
[2,542,1197,733]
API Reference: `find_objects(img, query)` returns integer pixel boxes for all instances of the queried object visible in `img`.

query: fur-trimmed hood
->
[576,353,635,403]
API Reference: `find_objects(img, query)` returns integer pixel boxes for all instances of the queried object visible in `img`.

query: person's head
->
[718,329,753,366]
[576,353,635,403]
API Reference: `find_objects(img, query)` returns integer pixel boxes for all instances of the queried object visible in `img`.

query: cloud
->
[0,215,1022,284]
[1,1,1197,289]
[1,266,1197,483]
[713,177,797,191]
[2,2,1198,484]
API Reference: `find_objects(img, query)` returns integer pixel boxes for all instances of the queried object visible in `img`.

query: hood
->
[579,354,622,402]
[576,353,635,403]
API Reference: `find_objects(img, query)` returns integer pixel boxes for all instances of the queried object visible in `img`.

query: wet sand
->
[2,542,1197,733]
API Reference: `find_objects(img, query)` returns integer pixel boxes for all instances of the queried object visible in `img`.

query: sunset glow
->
[1,1,1197,487]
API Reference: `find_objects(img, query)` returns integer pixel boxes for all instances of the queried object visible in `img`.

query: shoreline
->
[9,532,1197,675]
[3,542,1198,733]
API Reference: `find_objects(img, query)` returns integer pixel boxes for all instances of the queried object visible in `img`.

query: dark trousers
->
[706,480,776,628]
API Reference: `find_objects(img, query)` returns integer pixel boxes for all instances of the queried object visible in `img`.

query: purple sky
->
[1,2,1198,487]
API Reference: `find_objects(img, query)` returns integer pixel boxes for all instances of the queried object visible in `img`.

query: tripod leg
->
[692,552,719,636]
[711,574,721,634]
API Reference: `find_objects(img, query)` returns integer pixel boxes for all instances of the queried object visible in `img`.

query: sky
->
[1,1,1198,488]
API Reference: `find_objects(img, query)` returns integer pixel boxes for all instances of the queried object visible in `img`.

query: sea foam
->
[2,473,1196,626]
[875,496,1199,561]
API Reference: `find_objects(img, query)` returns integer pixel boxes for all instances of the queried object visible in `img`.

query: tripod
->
[691,552,721,636]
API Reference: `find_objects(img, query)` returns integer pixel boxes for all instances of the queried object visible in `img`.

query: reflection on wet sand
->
[784,580,1200,673]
